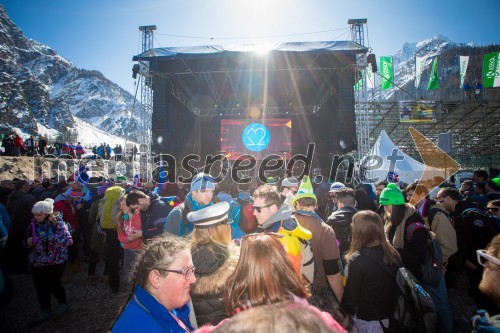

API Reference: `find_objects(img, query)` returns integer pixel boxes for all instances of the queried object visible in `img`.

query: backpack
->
[227,199,253,239]
[391,267,437,333]
[238,202,258,234]
[362,250,437,333]
[176,203,192,237]
[405,222,443,287]
[461,208,498,243]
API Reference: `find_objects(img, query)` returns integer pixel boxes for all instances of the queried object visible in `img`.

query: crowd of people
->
[0,168,499,332]
[1,134,139,161]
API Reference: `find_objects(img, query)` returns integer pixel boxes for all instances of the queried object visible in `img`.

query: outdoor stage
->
[133,41,367,174]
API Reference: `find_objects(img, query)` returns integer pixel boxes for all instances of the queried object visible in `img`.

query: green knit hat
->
[292,176,317,205]
[486,178,500,192]
[379,183,405,206]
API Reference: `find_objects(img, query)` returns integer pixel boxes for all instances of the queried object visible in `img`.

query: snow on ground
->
[36,122,60,140]
[72,116,139,149]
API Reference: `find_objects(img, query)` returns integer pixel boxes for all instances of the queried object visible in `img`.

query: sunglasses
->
[487,207,499,213]
[476,250,500,267]
[159,265,196,280]
[252,203,273,213]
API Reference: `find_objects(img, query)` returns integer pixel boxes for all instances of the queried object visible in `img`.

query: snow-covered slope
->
[0,4,143,143]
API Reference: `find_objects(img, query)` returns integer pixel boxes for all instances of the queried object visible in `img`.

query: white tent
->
[364,130,425,184]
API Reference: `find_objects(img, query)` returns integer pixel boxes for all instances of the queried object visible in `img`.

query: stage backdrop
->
[137,41,364,173]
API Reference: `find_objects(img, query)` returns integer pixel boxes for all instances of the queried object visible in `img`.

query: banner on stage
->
[399,100,437,123]
[483,52,500,88]
[459,56,469,88]
[380,56,393,90]
[427,57,439,90]
[415,56,427,88]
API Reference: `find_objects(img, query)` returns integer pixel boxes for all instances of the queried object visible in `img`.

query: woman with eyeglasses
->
[222,233,346,332]
[110,235,196,333]
[187,202,240,327]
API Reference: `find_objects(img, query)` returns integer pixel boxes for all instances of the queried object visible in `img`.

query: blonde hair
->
[114,194,128,232]
[190,224,232,249]
[214,303,335,333]
[346,210,401,267]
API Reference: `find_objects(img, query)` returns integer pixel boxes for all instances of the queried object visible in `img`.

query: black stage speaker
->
[367,54,377,73]
[438,133,452,154]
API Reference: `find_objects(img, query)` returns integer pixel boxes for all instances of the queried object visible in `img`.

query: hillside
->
[0,4,143,142]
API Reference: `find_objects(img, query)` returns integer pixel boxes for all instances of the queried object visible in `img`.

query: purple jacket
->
[25,218,73,267]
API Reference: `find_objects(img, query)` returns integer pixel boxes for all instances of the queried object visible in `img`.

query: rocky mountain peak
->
[0,4,142,143]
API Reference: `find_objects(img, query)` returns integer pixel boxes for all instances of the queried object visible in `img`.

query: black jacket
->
[341,245,399,321]
[190,243,239,326]
[140,192,171,241]
[327,206,358,259]
[6,190,37,234]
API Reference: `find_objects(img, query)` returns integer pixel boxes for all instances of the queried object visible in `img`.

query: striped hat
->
[292,176,317,205]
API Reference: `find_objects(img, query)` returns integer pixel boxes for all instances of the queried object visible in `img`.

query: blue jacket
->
[0,203,10,234]
[111,285,193,333]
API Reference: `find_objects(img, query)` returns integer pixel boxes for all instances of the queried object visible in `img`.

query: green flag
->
[380,56,393,90]
[483,51,500,88]
[427,57,439,90]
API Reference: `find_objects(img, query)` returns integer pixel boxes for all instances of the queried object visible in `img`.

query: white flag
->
[415,56,427,88]
[366,63,375,89]
[459,56,469,88]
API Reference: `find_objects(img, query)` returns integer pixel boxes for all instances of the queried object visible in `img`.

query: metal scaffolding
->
[348,19,370,159]
[138,25,156,152]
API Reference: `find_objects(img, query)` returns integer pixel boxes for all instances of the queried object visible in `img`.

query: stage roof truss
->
[202,72,219,102]
[226,70,243,108]
[135,41,367,116]
[181,59,202,82]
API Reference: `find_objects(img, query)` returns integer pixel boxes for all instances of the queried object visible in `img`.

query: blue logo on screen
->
[242,123,270,152]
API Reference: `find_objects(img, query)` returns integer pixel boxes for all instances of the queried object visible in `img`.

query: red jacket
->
[13,136,24,147]
[54,199,79,230]
[117,212,143,250]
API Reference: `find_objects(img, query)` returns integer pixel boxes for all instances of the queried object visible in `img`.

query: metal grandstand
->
[350,19,499,171]
[363,89,500,170]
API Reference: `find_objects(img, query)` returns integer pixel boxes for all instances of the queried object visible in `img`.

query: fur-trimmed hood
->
[190,243,240,297]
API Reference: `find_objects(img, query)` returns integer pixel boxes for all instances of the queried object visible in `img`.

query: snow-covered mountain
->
[0,4,142,142]
[371,35,499,100]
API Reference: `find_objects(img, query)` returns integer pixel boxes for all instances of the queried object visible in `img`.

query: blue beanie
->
[191,173,216,192]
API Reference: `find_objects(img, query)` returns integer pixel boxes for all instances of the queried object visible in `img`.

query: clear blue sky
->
[3,0,499,95]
